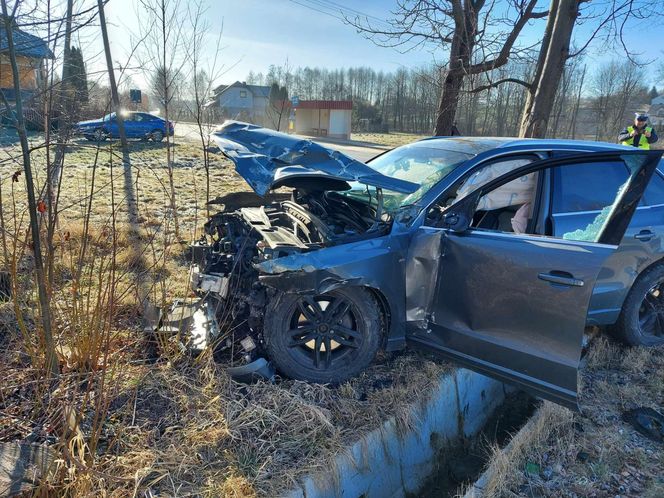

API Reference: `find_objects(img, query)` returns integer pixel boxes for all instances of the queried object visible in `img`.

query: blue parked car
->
[159,121,664,410]
[75,111,174,142]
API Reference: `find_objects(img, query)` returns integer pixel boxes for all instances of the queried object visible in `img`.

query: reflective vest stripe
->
[621,126,652,149]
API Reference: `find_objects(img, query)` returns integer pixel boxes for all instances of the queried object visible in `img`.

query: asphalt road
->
[173,121,388,163]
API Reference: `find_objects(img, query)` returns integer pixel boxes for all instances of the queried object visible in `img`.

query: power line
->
[287,0,344,21]
[314,0,390,25]
[287,0,393,29]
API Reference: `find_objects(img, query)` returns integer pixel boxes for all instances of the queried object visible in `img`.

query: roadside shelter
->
[294,100,352,140]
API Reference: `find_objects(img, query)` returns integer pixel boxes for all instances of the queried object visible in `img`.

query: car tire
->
[612,262,664,347]
[151,130,164,142]
[263,287,383,384]
[93,128,107,141]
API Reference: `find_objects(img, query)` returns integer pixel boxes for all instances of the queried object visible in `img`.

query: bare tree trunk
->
[551,67,571,138]
[482,86,494,135]
[568,65,586,139]
[49,0,73,192]
[433,0,476,136]
[45,0,73,291]
[434,62,466,135]
[519,0,579,138]
[0,3,58,378]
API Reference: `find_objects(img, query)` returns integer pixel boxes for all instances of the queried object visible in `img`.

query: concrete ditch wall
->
[283,369,508,498]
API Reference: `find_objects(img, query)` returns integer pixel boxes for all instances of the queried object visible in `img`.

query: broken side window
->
[448,159,637,243]
[551,161,630,242]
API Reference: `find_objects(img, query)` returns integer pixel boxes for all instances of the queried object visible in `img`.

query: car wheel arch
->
[612,255,664,319]
[611,257,664,346]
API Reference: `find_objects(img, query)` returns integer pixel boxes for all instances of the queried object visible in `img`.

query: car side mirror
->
[442,211,470,232]
[440,191,480,232]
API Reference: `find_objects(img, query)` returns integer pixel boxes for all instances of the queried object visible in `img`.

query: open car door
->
[406,150,663,409]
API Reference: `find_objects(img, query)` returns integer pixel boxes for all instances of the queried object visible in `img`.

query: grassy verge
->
[0,135,451,496]
[351,132,429,148]
[472,337,664,497]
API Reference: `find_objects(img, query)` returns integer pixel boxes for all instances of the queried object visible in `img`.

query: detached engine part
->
[227,358,276,383]
[159,299,220,352]
[190,265,230,296]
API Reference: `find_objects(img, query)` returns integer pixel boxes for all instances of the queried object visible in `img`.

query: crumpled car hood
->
[210,121,419,196]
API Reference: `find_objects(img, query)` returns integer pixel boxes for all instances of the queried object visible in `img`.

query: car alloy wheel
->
[94,128,107,141]
[638,283,664,340]
[287,294,363,370]
[264,287,382,383]
[613,262,664,347]
[152,130,164,142]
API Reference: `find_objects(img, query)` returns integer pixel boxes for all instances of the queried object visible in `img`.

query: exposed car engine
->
[151,120,421,382]
[157,189,390,381]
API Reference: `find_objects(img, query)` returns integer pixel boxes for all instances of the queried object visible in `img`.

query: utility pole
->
[97,0,128,155]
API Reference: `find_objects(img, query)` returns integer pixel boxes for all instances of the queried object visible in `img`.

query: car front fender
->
[257,235,410,350]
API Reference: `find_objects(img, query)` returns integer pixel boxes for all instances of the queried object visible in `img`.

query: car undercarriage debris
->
[622,407,664,443]
[227,358,276,383]
[159,300,221,352]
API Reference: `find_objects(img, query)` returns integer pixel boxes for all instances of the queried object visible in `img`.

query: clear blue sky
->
[72,0,663,91]
[92,0,438,88]
[207,0,439,80]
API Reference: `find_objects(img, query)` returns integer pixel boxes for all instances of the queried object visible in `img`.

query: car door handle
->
[538,271,584,287]
[634,230,654,241]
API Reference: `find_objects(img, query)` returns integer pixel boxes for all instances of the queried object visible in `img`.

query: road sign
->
[130,89,142,103]
[291,96,300,107]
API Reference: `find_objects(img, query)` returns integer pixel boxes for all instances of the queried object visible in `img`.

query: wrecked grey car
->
[171,121,664,410]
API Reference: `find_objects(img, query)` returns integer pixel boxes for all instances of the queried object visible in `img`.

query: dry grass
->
[0,134,452,497]
[473,337,664,497]
[125,352,448,497]
[351,132,429,148]
[1,335,450,496]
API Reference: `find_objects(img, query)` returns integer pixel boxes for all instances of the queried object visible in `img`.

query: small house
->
[0,16,53,103]
[211,81,271,125]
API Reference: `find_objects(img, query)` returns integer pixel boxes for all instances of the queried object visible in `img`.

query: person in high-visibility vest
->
[618,113,658,149]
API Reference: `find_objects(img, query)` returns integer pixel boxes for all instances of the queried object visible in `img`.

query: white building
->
[294,100,352,140]
[649,95,664,128]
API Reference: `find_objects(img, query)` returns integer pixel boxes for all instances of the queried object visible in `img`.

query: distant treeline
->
[246,60,658,140]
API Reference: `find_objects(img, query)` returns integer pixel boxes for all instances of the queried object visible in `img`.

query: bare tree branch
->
[467,0,543,74]
[468,77,532,92]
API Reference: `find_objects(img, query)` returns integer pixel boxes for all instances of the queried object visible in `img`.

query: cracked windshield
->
[342,145,473,212]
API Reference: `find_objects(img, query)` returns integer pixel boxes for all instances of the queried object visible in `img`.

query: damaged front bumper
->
[151,293,276,383]
[148,248,276,382]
